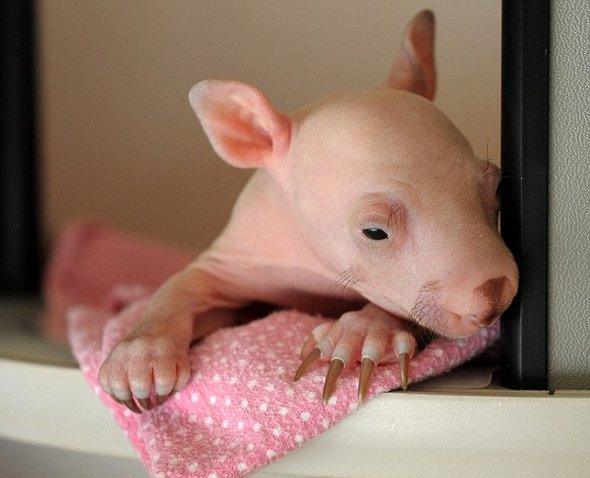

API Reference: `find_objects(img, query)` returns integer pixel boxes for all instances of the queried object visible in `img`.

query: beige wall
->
[39,0,501,251]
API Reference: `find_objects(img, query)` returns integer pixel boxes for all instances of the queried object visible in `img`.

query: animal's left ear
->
[189,80,290,169]
[385,9,436,101]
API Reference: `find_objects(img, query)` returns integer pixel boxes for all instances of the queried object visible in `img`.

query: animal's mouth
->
[409,279,510,338]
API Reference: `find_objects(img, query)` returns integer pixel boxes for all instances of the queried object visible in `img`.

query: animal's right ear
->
[385,10,436,101]
[189,80,291,169]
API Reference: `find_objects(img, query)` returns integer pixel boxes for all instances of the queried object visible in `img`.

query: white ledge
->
[1,357,589,478]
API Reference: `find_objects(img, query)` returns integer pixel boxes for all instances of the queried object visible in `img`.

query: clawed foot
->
[294,304,417,403]
[98,334,191,414]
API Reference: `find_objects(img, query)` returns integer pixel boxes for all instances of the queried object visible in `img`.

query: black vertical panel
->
[0,0,40,294]
[500,0,549,389]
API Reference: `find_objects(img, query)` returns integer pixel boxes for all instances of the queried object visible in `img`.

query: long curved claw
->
[398,352,410,391]
[294,347,322,382]
[299,334,316,359]
[323,359,345,404]
[123,398,142,414]
[358,357,376,403]
[156,394,169,405]
[138,397,152,411]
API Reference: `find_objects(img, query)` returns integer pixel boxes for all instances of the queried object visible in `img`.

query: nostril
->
[472,276,515,327]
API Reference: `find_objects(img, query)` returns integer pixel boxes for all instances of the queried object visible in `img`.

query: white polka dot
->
[224,397,232,407]
[208,473,217,478]
[173,392,181,400]
[456,339,466,348]
[265,383,276,392]
[191,393,199,403]
[169,457,180,466]
[247,443,255,451]
[229,376,238,385]
[213,438,222,446]
[222,420,229,428]
[312,375,323,383]
[300,412,310,422]
[209,395,217,405]
[164,440,173,447]
[433,348,444,357]
[480,328,489,337]
[194,372,203,381]
[247,380,258,389]
[253,423,262,432]
[273,427,282,436]
[285,388,295,397]
[266,449,276,458]
[189,414,197,423]
[305,391,316,401]
[327,396,337,406]
[195,433,204,441]
[237,421,244,430]
[156,472,166,478]
[217,455,227,463]
[213,374,221,383]
[188,463,198,472]
[295,434,304,443]
[238,359,247,367]
[257,364,265,371]
[322,419,330,429]
[204,417,213,426]
[279,407,289,416]
[259,402,268,412]
[237,463,248,472]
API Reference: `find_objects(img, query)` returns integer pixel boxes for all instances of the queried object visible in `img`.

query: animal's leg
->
[294,303,417,403]
[97,266,244,413]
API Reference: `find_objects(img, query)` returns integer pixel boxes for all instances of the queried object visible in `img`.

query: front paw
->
[98,335,190,413]
[294,303,417,403]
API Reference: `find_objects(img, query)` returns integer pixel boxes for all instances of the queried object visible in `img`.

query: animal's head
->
[189,10,518,338]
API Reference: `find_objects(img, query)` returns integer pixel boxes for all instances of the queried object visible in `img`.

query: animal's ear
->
[385,10,436,101]
[189,80,290,169]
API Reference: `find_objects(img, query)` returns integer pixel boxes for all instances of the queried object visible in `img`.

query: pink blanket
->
[52,220,499,478]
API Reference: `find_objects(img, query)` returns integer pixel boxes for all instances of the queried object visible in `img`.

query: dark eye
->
[362,228,389,241]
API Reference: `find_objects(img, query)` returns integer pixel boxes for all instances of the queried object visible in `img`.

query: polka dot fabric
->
[68,297,499,478]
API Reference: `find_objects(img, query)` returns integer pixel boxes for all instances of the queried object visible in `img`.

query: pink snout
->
[410,276,517,338]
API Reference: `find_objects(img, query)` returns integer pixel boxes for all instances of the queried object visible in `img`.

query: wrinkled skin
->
[98,10,518,411]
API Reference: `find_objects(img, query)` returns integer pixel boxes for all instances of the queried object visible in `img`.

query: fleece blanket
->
[49,220,499,478]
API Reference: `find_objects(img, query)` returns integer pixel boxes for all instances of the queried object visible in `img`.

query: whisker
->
[329,268,358,293]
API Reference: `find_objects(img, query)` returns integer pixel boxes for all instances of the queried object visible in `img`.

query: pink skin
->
[98,10,518,411]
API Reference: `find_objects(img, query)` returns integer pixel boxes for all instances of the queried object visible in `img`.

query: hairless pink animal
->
[98,10,518,412]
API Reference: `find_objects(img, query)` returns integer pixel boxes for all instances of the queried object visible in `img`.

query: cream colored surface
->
[1,357,589,478]
[39,0,501,250]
